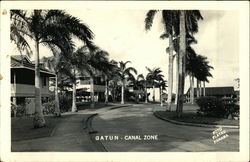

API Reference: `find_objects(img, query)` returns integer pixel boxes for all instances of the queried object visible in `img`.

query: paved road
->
[92,104,239,152]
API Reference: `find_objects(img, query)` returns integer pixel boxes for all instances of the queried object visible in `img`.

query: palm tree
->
[194,55,214,97]
[117,61,137,104]
[41,54,63,116]
[146,67,164,103]
[174,10,203,117]
[145,10,179,110]
[176,10,186,117]
[87,49,111,107]
[103,60,118,104]
[105,60,120,103]
[157,78,167,107]
[11,10,94,128]
[184,35,199,104]
[132,74,149,103]
[127,74,146,103]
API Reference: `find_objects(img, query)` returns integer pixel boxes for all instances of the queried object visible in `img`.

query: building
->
[76,75,106,102]
[11,55,55,114]
[186,86,236,101]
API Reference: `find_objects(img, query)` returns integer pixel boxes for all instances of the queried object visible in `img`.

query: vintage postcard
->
[0,1,249,162]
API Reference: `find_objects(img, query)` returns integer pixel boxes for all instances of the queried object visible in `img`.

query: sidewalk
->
[12,113,97,152]
[12,103,132,152]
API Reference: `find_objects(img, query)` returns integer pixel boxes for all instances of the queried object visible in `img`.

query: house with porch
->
[11,55,55,114]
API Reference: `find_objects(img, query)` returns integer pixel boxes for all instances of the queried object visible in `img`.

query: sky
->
[11,10,240,92]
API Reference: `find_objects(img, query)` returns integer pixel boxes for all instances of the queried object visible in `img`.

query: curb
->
[82,104,133,152]
[83,113,107,152]
[83,113,98,130]
[153,112,239,129]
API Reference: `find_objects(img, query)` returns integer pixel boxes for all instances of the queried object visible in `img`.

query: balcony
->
[11,83,49,97]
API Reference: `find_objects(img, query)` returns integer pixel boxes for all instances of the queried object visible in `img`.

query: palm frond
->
[145,10,158,31]
[160,33,169,39]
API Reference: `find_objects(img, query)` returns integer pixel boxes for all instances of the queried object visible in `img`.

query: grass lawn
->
[11,115,73,141]
[155,111,239,126]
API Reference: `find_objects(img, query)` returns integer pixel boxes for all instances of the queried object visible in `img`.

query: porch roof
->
[11,55,55,77]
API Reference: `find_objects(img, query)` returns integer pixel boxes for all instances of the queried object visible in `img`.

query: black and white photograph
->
[0,1,249,162]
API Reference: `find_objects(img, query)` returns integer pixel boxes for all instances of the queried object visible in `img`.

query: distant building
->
[186,86,236,101]
[76,75,106,102]
[11,55,55,114]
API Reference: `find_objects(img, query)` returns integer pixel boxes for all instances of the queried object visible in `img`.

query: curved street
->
[92,104,239,152]
[11,104,239,152]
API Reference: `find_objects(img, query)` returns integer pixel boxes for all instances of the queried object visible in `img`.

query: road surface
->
[92,104,239,152]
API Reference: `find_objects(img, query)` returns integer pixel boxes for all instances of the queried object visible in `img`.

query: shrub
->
[59,94,72,112]
[224,103,240,118]
[42,101,56,115]
[196,96,226,117]
[11,103,26,117]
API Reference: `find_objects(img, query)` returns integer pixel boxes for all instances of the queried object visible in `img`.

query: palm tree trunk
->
[71,79,77,112]
[145,83,148,103]
[13,71,17,117]
[196,79,200,98]
[33,38,45,128]
[203,81,206,96]
[90,76,95,108]
[167,32,174,110]
[153,84,155,102]
[189,75,192,103]
[191,76,194,104]
[121,80,125,104]
[176,10,186,118]
[105,77,109,104]
[175,53,179,105]
[54,74,61,116]
[199,81,202,96]
[160,86,163,107]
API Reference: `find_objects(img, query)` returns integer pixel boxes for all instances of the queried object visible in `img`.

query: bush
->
[224,103,240,118]
[42,100,56,115]
[11,103,26,117]
[196,96,226,118]
[59,94,72,112]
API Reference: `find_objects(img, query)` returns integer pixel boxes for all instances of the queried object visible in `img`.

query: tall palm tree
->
[176,10,186,117]
[104,60,120,103]
[146,67,164,103]
[184,35,199,104]
[127,74,146,103]
[117,61,137,104]
[11,10,94,128]
[157,78,167,107]
[87,49,111,107]
[55,48,86,112]
[41,54,63,116]
[194,55,214,97]
[174,10,203,117]
[145,10,179,110]
[102,60,118,104]
[132,74,149,103]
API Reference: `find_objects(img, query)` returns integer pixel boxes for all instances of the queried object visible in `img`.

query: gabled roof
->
[187,86,235,96]
[11,55,55,76]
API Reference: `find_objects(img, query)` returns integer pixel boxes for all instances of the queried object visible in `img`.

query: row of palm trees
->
[10,9,166,128]
[11,9,213,127]
[145,10,213,117]
[11,10,99,127]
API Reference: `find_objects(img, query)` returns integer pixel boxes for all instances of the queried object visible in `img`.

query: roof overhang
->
[11,66,55,77]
